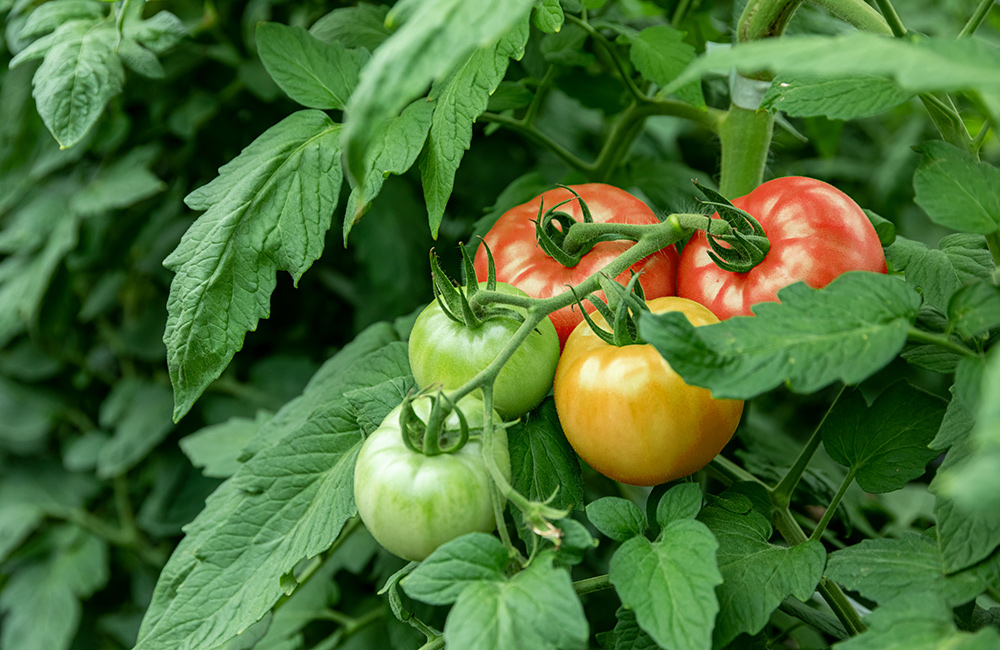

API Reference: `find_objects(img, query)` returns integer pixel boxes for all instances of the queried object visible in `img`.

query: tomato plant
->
[473,184,680,346]
[407,281,559,419]
[677,177,887,319]
[553,297,744,487]
[353,394,510,562]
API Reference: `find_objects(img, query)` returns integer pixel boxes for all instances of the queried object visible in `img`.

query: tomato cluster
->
[357,178,887,558]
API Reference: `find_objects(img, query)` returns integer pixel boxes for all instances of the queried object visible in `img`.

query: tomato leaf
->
[914,142,1000,235]
[309,3,391,51]
[179,411,271,479]
[345,374,415,437]
[0,526,108,650]
[344,99,434,241]
[948,281,1000,340]
[135,326,407,650]
[640,272,921,400]
[760,74,912,120]
[507,399,585,512]
[256,23,369,111]
[532,0,564,34]
[164,110,343,420]
[626,25,705,108]
[609,517,721,650]
[342,0,534,187]
[832,593,1000,650]
[821,382,945,494]
[97,377,176,479]
[401,533,509,605]
[442,553,589,650]
[698,503,825,647]
[887,235,993,313]
[656,482,703,528]
[420,19,529,238]
[826,533,987,607]
[586,497,646,542]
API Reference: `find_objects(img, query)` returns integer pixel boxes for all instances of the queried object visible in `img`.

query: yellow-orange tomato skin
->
[553,297,743,486]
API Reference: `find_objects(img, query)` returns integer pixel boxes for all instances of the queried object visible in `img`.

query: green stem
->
[808,0,891,34]
[523,66,557,126]
[873,0,907,37]
[708,454,771,489]
[738,0,804,41]
[417,636,446,650]
[959,0,996,37]
[771,386,845,507]
[574,574,613,596]
[809,467,856,542]
[986,233,1000,276]
[907,328,979,359]
[719,106,775,198]
[566,14,646,103]
[771,507,867,635]
[479,112,592,173]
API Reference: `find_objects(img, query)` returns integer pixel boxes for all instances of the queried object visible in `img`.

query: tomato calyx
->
[573,272,650,347]
[429,245,524,329]
[534,185,646,268]
[694,181,771,273]
[398,391,473,456]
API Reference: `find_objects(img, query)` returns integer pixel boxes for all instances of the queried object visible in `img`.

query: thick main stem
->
[719,106,775,198]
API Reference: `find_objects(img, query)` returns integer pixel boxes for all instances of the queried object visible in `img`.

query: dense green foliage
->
[1,0,999,649]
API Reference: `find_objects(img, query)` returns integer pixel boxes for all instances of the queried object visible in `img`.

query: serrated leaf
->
[628,25,704,108]
[822,383,945,493]
[16,0,104,41]
[833,593,1000,650]
[71,147,165,214]
[419,19,529,237]
[949,281,1000,339]
[605,607,660,650]
[508,399,585,512]
[344,372,414,436]
[761,74,912,119]
[661,33,1000,102]
[136,331,408,650]
[344,99,434,241]
[164,110,342,420]
[31,20,124,148]
[888,234,993,313]
[610,518,721,650]
[256,23,368,110]
[699,504,825,647]
[914,141,1000,235]
[97,377,176,479]
[125,11,187,54]
[0,526,108,650]
[532,0,564,34]
[309,3,391,51]
[342,0,534,187]
[586,497,646,542]
[640,272,921,400]
[655,483,703,528]
[179,411,272,478]
[401,533,508,605]
[827,533,986,607]
[443,554,588,650]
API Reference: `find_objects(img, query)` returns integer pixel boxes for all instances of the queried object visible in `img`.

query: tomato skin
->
[473,184,679,347]
[553,297,743,487]
[353,395,510,562]
[407,282,559,420]
[677,176,886,320]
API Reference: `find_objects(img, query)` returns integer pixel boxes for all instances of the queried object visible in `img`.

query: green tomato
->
[353,394,511,562]
[407,282,560,419]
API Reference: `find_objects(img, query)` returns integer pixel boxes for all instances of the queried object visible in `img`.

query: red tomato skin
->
[677,177,887,319]
[473,184,679,347]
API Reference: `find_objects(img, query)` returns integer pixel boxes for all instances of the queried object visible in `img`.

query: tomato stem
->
[959,0,996,37]
[574,574,613,596]
[809,0,891,34]
[770,386,846,507]
[719,105,774,199]
[906,328,980,359]
[808,467,857,543]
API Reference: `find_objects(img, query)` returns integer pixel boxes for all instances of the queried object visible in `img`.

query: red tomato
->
[473,184,679,347]
[677,177,887,319]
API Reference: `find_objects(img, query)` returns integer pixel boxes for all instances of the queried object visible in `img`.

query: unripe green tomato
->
[407,282,559,419]
[353,395,510,562]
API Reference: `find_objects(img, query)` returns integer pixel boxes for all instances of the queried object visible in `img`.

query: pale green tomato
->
[408,282,559,420]
[353,395,511,561]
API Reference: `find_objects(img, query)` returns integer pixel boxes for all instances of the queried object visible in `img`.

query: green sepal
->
[429,249,466,324]
[398,391,470,457]
[428,244,526,329]
[694,181,770,273]
[572,273,649,347]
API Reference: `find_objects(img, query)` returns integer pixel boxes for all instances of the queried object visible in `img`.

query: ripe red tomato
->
[473,184,679,347]
[553,297,743,487]
[677,177,887,319]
